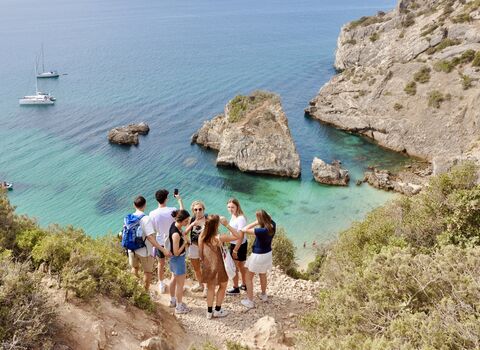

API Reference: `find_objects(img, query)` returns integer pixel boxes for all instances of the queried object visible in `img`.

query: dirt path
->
[151,267,321,348]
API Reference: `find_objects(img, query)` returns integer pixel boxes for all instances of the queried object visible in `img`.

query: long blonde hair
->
[200,215,220,245]
[227,198,245,218]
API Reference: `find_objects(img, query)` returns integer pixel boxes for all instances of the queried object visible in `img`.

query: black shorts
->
[155,246,166,259]
[230,241,247,262]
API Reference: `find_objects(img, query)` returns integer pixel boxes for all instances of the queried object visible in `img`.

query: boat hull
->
[37,72,59,78]
[19,98,54,105]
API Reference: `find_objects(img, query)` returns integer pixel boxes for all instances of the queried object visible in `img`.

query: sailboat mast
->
[35,62,39,93]
[41,44,45,72]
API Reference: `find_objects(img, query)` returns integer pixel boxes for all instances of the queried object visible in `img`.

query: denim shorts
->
[169,254,186,276]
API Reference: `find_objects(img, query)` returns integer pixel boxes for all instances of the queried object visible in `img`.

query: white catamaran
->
[37,45,59,78]
[19,64,56,105]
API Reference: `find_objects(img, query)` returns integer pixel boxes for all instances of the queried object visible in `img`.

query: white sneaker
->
[158,282,166,294]
[175,303,190,314]
[258,293,268,302]
[206,311,213,319]
[191,283,204,293]
[241,298,255,309]
[169,298,177,308]
[213,309,229,318]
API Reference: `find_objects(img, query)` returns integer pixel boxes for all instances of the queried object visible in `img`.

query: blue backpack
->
[121,214,146,251]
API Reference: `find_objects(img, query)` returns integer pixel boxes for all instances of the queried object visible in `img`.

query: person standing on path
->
[149,189,184,293]
[239,210,276,309]
[188,200,208,294]
[127,196,171,291]
[225,198,248,296]
[199,215,241,319]
[168,209,191,314]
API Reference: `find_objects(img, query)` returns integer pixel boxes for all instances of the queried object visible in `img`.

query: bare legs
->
[233,260,246,288]
[206,281,228,307]
[245,270,254,301]
[190,258,203,284]
[259,273,267,294]
[157,257,165,283]
[170,273,186,304]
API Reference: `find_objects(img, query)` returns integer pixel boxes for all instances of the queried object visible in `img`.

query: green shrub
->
[434,59,455,73]
[402,13,415,27]
[348,15,387,30]
[428,90,445,108]
[413,66,431,83]
[369,32,380,42]
[226,341,250,350]
[0,258,55,349]
[344,39,357,45]
[461,73,473,90]
[453,12,472,23]
[428,38,461,55]
[472,51,480,66]
[301,163,480,349]
[421,24,439,37]
[272,228,298,276]
[227,91,278,123]
[404,81,417,95]
[393,103,403,111]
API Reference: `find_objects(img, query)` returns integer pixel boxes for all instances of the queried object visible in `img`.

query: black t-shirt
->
[190,214,207,244]
[169,223,185,255]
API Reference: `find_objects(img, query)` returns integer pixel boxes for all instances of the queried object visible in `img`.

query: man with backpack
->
[122,195,171,291]
[149,189,184,293]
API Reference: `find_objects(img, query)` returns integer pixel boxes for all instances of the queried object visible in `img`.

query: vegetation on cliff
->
[301,163,480,349]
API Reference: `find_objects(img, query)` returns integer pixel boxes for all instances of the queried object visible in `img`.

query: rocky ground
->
[151,267,321,349]
[305,0,480,177]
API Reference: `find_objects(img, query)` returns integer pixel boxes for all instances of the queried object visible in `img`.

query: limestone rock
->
[363,163,431,195]
[192,91,301,178]
[242,316,289,350]
[92,323,107,350]
[108,122,150,145]
[306,0,480,178]
[140,336,172,350]
[311,158,350,186]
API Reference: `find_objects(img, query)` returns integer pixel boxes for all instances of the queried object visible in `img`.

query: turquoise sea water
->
[0,0,400,261]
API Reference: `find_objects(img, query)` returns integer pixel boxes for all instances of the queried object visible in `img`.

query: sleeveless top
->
[169,223,186,256]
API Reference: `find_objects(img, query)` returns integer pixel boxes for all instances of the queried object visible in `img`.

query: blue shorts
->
[169,254,186,276]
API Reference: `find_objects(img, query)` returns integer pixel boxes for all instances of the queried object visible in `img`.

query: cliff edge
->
[306,0,480,174]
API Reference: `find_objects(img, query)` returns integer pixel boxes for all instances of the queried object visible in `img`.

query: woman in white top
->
[225,198,248,295]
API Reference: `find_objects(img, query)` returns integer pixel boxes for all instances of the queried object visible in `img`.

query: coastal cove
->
[0,0,404,262]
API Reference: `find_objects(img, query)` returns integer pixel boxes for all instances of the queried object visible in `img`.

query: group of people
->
[123,189,276,318]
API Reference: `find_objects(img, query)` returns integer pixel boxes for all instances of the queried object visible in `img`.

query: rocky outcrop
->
[311,158,349,186]
[306,0,480,176]
[242,316,289,350]
[192,91,301,178]
[363,162,432,195]
[108,122,150,145]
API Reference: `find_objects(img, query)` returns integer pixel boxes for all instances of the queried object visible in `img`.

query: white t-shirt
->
[149,206,176,245]
[230,215,247,245]
[132,211,155,257]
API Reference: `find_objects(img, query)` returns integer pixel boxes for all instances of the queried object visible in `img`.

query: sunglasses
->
[194,208,203,212]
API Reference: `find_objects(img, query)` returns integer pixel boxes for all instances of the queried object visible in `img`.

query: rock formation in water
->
[311,158,350,186]
[108,122,150,145]
[305,0,480,176]
[363,162,432,195]
[192,90,301,178]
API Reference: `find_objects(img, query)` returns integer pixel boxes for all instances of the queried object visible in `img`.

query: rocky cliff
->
[306,0,480,174]
[192,90,301,178]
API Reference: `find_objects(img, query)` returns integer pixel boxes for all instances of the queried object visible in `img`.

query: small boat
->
[1,182,13,190]
[37,45,59,78]
[19,63,55,105]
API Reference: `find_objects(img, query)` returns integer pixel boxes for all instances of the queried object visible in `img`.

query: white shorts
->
[245,251,272,274]
[188,244,200,259]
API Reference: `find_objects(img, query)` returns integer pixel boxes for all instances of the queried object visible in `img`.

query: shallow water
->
[0,0,401,260]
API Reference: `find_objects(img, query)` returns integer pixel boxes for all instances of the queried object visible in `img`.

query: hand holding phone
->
[174,188,179,197]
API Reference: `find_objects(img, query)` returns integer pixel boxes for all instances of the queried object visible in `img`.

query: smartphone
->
[174,188,179,196]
